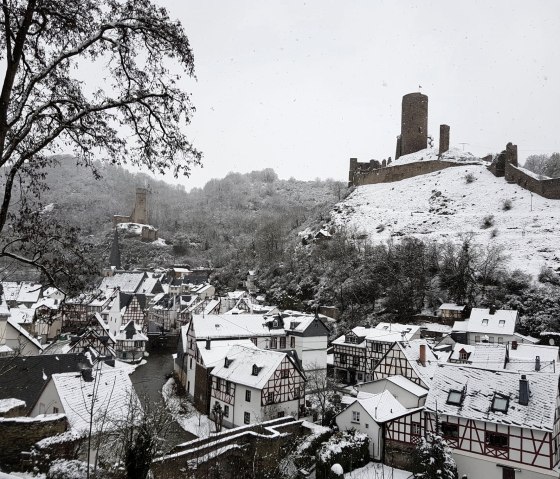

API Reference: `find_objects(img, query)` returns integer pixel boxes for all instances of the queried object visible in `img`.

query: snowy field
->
[333,152,560,278]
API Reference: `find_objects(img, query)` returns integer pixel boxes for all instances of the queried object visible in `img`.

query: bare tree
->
[305,362,340,426]
[0,0,201,295]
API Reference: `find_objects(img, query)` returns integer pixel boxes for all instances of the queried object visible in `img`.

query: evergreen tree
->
[414,432,458,479]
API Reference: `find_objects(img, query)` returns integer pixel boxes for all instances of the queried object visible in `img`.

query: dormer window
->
[224,357,232,368]
[491,394,509,413]
[459,349,469,361]
[482,319,489,326]
[498,320,505,327]
[447,389,463,406]
[252,364,259,376]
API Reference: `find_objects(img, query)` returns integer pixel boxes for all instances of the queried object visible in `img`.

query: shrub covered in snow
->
[413,432,458,479]
[316,430,369,478]
[47,459,109,479]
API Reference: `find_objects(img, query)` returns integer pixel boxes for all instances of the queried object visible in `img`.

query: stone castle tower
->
[395,92,428,159]
[131,187,148,224]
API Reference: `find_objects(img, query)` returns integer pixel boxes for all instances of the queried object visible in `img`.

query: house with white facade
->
[0,305,43,356]
[332,323,421,384]
[209,345,306,427]
[335,390,423,462]
[114,320,148,362]
[451,308,533,346]
[425,363,560,479]
[355,375,428,409]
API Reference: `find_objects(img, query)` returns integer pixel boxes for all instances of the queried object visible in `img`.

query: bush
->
[491,228,498,238]
[538,266,560,286]
[481,215,495,229]
[414,432,458,479]
[316,430,369,478]
[502,199,512,210]
[464,172,476,184]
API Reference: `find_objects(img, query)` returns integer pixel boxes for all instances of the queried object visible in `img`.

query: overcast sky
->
[156,0,560,190]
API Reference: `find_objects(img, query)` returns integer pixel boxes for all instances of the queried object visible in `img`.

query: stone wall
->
[151,417,306,479]
[0,415,67,468]
[350,159,479,187]
[504,162,560,199]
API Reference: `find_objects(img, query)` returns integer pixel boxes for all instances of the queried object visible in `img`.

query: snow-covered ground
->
[333,159,560,277]
[344,462,413,478]
[162,378,217,438]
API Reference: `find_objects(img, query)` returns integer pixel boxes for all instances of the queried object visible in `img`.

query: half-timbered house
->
[425,364,560,479]
[332,323,421,384]
[209,345,306,428]
[371,339,437,389]
[115,320,148,362]
[335,390,423,462]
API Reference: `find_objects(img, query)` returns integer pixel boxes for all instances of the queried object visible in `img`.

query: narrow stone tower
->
[131,187,148,224]
[398,92,428,158]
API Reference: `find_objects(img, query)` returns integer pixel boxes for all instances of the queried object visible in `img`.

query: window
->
[216,378,221,391]
[365,423,369,429]
[226,381,231,394]
[268,392,275,404]
[189,357,193,369]
[411,422,421,435]
[251,337,258,345]
[290,336,295,348]
[352,411,360,423]
[498,319,505,327]
[459,349,469,361]
[277,411,285,418]
[244,412,250,424]
[498,337,503,344]
[486,431,508,448]
[475,335,481,343]
[374,343,384,353]
[357,373,363,381]
[482,319,489,326]
[270,337,277,349]
[252,364,259,376]
[489,337,495,344]
[281,369,289,379]
[491,394,509,413]
[353,356,360,367]
[346,334,356,344]
[339,353,347,365]
[447,390,463,406]
[441,422,459,438]
[280,337,286,349]
[245,390,251,402]
[53,407,59,414]
[134,341,143,348]
[224,405,229,417]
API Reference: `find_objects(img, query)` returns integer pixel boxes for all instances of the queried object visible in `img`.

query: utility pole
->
[459,142,468,151]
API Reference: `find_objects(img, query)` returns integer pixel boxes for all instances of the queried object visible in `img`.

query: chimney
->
[205,339,211,350]
[489,305,496,315]
[419,344,426,366]
[535,356,541,372]
[519,375,529,405]
[81,368,94,382]
[511,340,518,350]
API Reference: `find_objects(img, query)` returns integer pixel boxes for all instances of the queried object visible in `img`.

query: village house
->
[98,271,146,294]
[209,344,306,428]
[335,390,423,464]
[355,375,428,409]
[0,304,43,356]
[371,339,438,389]
[1,282,42,308]
[425,363,560,479]
[114,320,148,362]
[451,307,535,346]
[332,323,421,384]
[438,303,468,323]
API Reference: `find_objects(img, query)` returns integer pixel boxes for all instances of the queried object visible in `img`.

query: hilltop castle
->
[347,93,560,200]
[113,187,158,241]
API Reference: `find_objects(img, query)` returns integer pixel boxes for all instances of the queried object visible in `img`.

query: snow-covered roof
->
[7,317,43,351]
[52,365,141,435]
[506,343,559,373]
[196,339,257,368]
[385,375,429,397]
[453,308,517,335]
[99,272,145,293]
[1,282,21,302]
[449,343,507,370]
[210,345,290,389]
[16,283,42,304]
[344,390,410,423]
[419,322,452,333]
[7,306,35,324]
[332,323,419,347]
[426,364,559,432]
[396,339,438,387]
[439,303,466,311]
[192,314,284,339]
[226,291,245,300]
[137,277,160,295]
[204,299,220,314]
[115,321,148,342]
[513,332,539,344]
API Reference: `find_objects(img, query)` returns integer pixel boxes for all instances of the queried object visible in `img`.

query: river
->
[130,349,196,450]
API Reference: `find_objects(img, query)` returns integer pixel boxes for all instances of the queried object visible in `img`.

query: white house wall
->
[335,403,382,460]
[31,379,63,416]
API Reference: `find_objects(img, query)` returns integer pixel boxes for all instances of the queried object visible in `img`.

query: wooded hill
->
[38,156,346,270]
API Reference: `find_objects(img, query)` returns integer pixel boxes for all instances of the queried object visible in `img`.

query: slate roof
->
[99,272,146,293]
[115,321,148,342]
[333,323,420,347]
[0,353,88,415]
[341,390,411,423]
[192,314,285,339]
[449,343,507,369]
[506,343,559,373]
[453,308,517,336]
[426,364,559,432]
[395,339,438,387]
[52,364,140,434]
[385,375,429,397]
[196,339,257,368]
[119,292,148,310]
[210,345,293,389]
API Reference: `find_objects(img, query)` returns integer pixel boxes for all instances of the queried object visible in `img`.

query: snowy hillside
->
[332,153,560,278]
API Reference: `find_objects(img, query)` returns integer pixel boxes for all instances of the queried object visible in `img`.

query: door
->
[502,468,515,479]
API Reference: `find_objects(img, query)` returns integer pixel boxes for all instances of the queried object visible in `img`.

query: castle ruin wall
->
[504,162,560,199]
